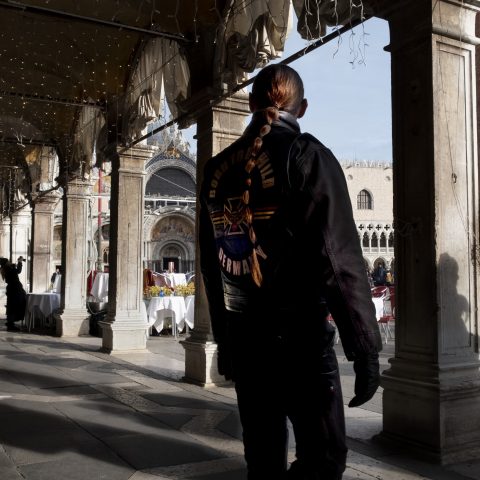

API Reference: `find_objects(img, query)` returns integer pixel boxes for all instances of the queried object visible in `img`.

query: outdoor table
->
[25,292,61,332]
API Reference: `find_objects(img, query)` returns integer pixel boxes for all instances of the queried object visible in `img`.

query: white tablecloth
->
[185,295,195,329]
[147,295,186,334]
[25,293,61,331]
[91,273,109,301]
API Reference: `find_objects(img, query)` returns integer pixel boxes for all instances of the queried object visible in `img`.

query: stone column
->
[381,0,480,464]
[100,146,154,352]
[57,179,93,336]
[11,205,31,289]
[31,193,60,293]
[182,91,250,386]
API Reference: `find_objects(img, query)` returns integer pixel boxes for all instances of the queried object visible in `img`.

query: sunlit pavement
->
[0,322,479,480]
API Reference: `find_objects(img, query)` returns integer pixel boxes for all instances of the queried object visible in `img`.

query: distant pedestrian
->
[50,266,61,285]
[0,257,26,331]
[373,263,386,286]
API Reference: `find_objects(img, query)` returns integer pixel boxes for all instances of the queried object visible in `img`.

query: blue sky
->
[183,16,391,162]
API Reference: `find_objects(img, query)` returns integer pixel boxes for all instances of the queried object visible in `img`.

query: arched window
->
[388,232,394,248]
[357,190,373,210]
[380,232,387,248]
[371,232,378,248]
[103,247,109,264]
[362,232,369,248]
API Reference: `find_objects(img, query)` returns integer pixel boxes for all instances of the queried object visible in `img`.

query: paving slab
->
[0,466,24,480]
[2,427,110,466]
[0,326,477,480]
[448,461,480,480]
[145,456,247,479]
[18,450,134,480]
[102,432,226,470]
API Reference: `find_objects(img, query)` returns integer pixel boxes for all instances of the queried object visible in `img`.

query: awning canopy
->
[0,0,376,203]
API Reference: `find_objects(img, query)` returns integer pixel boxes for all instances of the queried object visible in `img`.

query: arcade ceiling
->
[0,0,387,211]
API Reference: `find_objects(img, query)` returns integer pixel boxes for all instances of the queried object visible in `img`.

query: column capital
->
[11,204,32,220]
[117,144,157,164]
[32,191,62,213]
[65,178,94,197]
[385,0,480,51]
[196,91,251,165]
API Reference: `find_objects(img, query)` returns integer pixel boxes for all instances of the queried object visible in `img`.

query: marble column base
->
[181,338,230,387]
[100,316,148,353]
[56,309,90,337]
[381,360,480,464]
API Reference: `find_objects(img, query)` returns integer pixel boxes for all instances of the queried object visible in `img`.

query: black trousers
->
[227,313,347,480]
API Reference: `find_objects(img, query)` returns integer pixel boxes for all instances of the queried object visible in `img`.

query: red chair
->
[371,286,389,298]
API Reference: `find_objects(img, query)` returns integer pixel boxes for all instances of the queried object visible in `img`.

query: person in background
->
[50,266,62,291]
[373,262,386,286]
[0,256,27,331]
[199,64,382,480]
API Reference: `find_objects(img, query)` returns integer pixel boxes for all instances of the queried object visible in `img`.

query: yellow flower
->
[174,283,195,297]
[148,285,161,297]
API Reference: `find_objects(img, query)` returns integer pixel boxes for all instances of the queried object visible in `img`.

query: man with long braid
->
[199,64,382,480]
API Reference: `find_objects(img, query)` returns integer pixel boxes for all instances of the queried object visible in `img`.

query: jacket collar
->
[246,110,301,136]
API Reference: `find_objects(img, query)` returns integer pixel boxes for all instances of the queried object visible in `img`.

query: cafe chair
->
[153,272,169,288]
[378,288,395,344]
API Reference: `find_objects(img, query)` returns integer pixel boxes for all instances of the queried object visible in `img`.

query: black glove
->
[348,352,380,408]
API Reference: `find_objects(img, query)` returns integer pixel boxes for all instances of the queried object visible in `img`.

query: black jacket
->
[200,111,382,361]
[2,260,26,321]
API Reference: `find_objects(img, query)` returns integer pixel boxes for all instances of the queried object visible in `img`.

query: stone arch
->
[145,211,195,273]
[145,209,195,242]
[373,257,387,270]
[146,156,196,182]
[145,156,196,198]
[103,247,109,264]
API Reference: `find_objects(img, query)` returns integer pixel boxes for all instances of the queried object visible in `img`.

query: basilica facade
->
[50,151,393,278]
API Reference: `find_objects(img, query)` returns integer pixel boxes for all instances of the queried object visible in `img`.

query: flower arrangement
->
[159,286,173,296]
[146,285,173,297]
[174,283,195,297]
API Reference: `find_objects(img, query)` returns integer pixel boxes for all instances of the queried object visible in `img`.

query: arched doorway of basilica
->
[146,213,195,274]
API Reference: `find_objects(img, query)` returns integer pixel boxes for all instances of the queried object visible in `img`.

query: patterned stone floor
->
[0,324,478,480]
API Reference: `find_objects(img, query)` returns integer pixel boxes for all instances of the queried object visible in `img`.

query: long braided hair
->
[244,64,305,287]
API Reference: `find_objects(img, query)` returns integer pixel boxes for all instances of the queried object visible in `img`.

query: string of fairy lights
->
[0,0,370,221]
